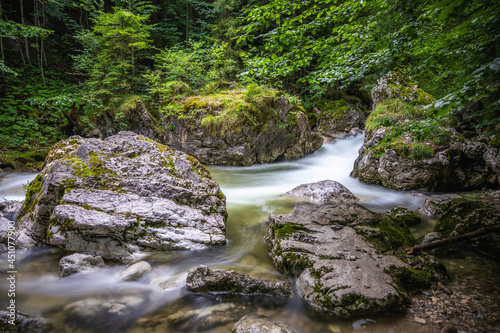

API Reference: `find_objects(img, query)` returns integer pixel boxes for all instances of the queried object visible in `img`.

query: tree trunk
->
[21,0,30,63]
[406,224,500,255]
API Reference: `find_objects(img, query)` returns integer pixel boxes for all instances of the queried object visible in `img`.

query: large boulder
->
[433,200,500,257]
[96,87,323,166]
[186,265,291,297]
[233,314,295,333]
[418,194,463,216]
[351,73,500,191]
[16,132,227,262]
[267,201,409,318]
[284,180,359,204]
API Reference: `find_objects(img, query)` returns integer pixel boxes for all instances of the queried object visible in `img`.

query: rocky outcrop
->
[59,253,105,277]
[314,99,367,140]
[433,200,500,257]
[284,180,359,204]
[16,132,227,262]
[96,89,323,166]
[186,265,291,297]
[0,200,36,252]
[233,314,295,333]
[267,201,409,318]
[351,73,500,191]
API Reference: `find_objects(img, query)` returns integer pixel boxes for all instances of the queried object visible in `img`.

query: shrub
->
[410,144,434,160]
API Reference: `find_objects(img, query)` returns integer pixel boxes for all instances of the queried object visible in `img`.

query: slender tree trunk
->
[186,0,189,42]
[0,1,4,63]
[40,2,46,86]
[21,0,30,63]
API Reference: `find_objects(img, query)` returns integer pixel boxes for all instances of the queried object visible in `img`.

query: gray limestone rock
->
[233,314,295,333]
[17,132,227,262]
[59,253,105,277]
[267,202,408,318]
[284,180,359,204]
[186,265,291,297]
[120,261,152,281]
[0,311,53,333]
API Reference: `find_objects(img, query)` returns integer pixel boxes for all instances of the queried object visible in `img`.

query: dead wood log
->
[406,224,500,255]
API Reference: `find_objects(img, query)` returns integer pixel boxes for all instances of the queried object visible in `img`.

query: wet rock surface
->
[104,96,323,166]
[186,265,291,297]
[59,253,105,277]
[284,180,359,204]
[0,311,53,333]
[433,200,500,258]
[233,313,295,333]
[418,194,463,216]
[120,261,152,281]
[16,132,227,262]
[267,201,410,318]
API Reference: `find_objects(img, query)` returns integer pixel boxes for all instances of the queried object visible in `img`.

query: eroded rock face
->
[284,180,359,204]
[352,133,500,191]
[98,96,322,166]
[233,314,295,333]
[186,265,291,297]
[161,98,322,166]
[59,253,105,277]
[267,202,408,318]
[17,132,227,262]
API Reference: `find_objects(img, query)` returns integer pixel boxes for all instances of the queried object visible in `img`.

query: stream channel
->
[0,135,497,332]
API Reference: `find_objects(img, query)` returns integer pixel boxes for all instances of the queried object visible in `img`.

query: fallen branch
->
[406,224,500,255]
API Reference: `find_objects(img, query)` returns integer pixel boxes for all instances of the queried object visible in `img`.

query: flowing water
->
[0,135,469,332]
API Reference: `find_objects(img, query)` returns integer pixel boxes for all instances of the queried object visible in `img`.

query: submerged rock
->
[267,202,408,318]
[434,200,500,257]
[16,132,227,262]
[284,180,359,204]
[0,311,53,333]
[186,265,291,297]
[59,253,105,277]
[233,314,295,333]
[120,261,152,281]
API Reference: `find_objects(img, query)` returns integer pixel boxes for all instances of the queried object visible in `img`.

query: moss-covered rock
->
[95,85,322,166]
[351,72,500,191]
[433,200,500,257]
[16,132,227,261]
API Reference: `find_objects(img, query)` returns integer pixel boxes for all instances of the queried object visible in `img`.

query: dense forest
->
[0,0,499,167]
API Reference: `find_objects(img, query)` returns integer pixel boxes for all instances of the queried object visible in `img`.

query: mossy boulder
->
[96,86,323,166]
[267,184,447,318]
[433,200,500,257]
[351,73,500,191]
[16,132,227,262]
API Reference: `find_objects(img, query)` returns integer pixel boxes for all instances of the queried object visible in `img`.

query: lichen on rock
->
[16,131,227,262]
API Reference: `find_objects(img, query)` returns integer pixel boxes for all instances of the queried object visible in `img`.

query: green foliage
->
[236,0,500,135]
[146,40,238,91]
[410,144,435,161]
[81,7,153,107]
